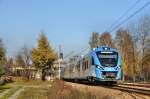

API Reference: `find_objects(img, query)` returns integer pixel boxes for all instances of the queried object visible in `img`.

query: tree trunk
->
[42,69,46,81]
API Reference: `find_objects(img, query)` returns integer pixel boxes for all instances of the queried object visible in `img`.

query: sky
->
[0,0,150,57]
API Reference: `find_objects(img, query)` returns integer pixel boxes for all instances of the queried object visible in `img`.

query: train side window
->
[87,61,89,69]
[77,61,80,71]
[85,61,87,70]
[85,61,86,70]
[82,58,85,70]
[91,56,94,65]
[85,61,87,69]
[82,61,83,70]
[92,57,94,65]
[88,59,90,68]
[86,61,88,69]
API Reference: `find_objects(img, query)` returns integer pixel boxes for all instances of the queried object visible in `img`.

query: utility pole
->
[58,59,61,80]
[58,45,63,80]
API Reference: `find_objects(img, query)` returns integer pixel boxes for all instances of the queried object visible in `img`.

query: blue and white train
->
[62,46,122,84]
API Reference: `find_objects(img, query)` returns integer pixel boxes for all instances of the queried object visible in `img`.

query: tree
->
[14,45,32,78]
[115,28,138,82]
[89,32,100,50]
[32,33,57,80]
[0,38,6,77]
[99,32,115,48]
[20,45,32,79]
[0,39,6,61]
[21,45,32,68]
[0,65,5,77]
[137,16,150,81]
[5,57,14,76]
[15,53,25,68]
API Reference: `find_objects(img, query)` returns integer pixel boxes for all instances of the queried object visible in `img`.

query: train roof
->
[92,46,117,52]
[80,46,118,59]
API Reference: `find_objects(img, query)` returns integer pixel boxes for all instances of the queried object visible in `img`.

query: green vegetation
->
[17,87,48,99]
[13,79,52,87]
[0,83,12,93]
[0,78,52,99]
[0,65,5,77]
[1,86,22,99]
[0,39,6,77]
[16,79,52,99]
[0,39,6,61]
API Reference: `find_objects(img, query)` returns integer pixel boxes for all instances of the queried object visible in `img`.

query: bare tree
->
[115,29,137,82]
[14,45,32,79]
[138,16,150,81]
[99,32,115,48]
[21,45,32,79]
[21,45,32,68]
[89,32,100,50]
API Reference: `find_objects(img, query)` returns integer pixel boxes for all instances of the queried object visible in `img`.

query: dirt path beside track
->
[8,86,25,99]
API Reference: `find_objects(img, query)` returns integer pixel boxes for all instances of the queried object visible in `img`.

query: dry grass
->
[12,77,52,87]
[11,78,110,99]
[48,80,109,99]
[17,87,48,99]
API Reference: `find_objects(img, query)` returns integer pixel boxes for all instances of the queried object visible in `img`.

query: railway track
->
[65,80,150,97]
[111,84,150,96]
[119,83,150,88]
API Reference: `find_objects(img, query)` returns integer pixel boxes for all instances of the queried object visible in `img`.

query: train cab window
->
[97,51,118,67]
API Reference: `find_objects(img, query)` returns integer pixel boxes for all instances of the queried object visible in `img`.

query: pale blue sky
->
[0,0,149,57]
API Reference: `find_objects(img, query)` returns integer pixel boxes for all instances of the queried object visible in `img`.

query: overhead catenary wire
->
[63,46,90,61]
[107,0,141,32]
[109,1,150,33]
[63,1,150,62]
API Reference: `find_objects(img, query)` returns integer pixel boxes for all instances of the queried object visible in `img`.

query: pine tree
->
[32,33,57,80]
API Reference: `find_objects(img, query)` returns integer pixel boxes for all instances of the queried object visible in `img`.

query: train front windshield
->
[96,52,118,67]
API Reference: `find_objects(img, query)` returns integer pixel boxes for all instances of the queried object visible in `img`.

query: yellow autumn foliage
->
[32,33,57,69]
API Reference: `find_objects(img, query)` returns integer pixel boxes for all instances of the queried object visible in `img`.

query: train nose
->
[102,72,117,78]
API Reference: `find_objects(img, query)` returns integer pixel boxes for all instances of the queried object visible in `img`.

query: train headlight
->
[115,66,121,70]
[96,65,104,70]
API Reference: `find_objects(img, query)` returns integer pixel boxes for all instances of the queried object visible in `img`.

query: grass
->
[1,78,110,99]
[0,83,12,93]
[1,77,52,99]
[17,79,52,99]
[17,80,110,99]
[0,86,22,99]
[12,77,53,87]
[17,87,49,99]
[47,80,109,99]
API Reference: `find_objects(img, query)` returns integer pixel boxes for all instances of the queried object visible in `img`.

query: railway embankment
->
[0,78,149,99]
[65,81,150,99]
